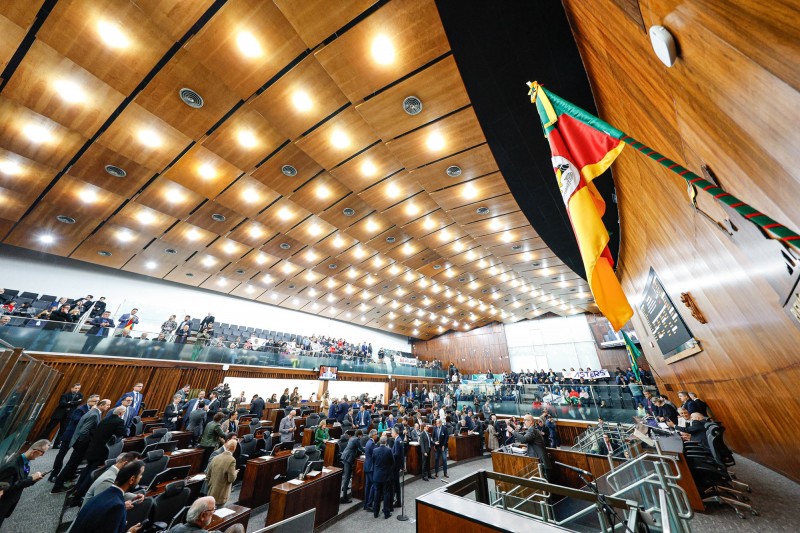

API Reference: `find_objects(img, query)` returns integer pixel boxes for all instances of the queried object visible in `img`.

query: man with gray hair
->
[0,439,49,527]
[51,398,111,494]
[510,414,551,480]
[73,404,128,497]
[82,451,144,508]
[279,410,296,443]
[167,496,244,532]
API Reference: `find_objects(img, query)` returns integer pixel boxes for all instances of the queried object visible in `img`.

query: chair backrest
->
[306,413,320,427]
[167,505,191,530]
[240,434,258,456]
[125,496,153,530]
[141,449,169,487]
[133,416,144,436]
[286,448,309,479]
[304,445,321,463]
[106,437,124,461]
[152,481,191,525]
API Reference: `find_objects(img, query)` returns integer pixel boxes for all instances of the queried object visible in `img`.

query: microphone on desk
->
[554,461,593,478]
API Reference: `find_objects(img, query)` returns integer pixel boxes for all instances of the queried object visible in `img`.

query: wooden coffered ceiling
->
[0,0,597,340]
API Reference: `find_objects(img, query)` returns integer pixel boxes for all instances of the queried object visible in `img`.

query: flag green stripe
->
[541,86,626,139]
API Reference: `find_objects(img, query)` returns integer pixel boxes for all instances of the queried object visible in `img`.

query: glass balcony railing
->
[0,320,447,379]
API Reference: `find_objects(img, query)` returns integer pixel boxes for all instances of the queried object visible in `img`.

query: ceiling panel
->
[160,144,242,199]
[294,107,379,170]
[274,0,375,49]
[67,143,155,198]
[134,177,206,219]
[250,142,321,196]
[202,108,287,172]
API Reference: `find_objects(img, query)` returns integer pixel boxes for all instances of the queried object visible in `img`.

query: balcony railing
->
[0,320,446,379]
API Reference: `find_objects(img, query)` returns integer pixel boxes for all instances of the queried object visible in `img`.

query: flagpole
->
[618,134,800,250]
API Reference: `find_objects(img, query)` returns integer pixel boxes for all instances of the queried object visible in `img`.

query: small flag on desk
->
[528,81,633,331]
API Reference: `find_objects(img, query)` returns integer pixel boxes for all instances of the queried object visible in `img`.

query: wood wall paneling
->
[412,322,510,374]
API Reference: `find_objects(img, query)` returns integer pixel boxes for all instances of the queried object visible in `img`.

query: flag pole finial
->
[527,81,540,101]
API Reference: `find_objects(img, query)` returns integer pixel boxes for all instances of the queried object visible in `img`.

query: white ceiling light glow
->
[236,31,262,57]
[97,20,130,49]
[371,35,395,65]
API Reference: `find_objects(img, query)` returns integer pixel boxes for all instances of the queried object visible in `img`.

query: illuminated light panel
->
[372,257,383,268]
[236,31,262,57]
[116,230,133,242]
[291,91,313,112]
[330,130,350,149]
[255,254,268,265]
[249,226,264,238]
[466,251,476,261]
[277,207,292,220]
[79,188,98,203]
[423,217,435,230]
[271,293,279,300]
[166,189,184,203]
[329,307,337,314]
[145,261,157,270]
[522,252,532,261]
[242,188,260,203]
[137,211,155,225]
[489,218,502,230]
[439,230,451,242]
[292,298,300,306]
[327,294,336,302]
[262,273,273,283]
[202,256,215,267]
[53,79,86,103]
[361,160,377,176]
[223,242,236,254]
[312,303,319,310]
[186,229,200,241]
[327,279,336,288]
[308,224,322,237]
[96,20,130,48]
[306,272,316,281]
[386,183,400,198]
[137,129,161,148]
[501,232,514,243]
[282,263,293,273]
[405,203,420,216]
[23,123,52,144]
[332,236,344,248]
[402,243,414,255]
[426,132,445,151]
[371,35,395,64]
[217,278,228,287]
[404,271,415,282]
[453,241,465,252]
[412,329,419,335]
[198,163,216,180]
[366,219,378,232]
[0,160,22,175]
[346,312,352,318]
[462,183,478,199]
[245,285,255,294]
[387,323,394,329]
[345,285,354,294]
[305,251,317,261]
[389,266,400,275]
[316,186,330,199]
[237,129,257,148]
[348,269,358,279]
[354,247,366,259]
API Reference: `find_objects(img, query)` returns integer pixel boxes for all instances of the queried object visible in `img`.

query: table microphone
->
[554,461,593,477]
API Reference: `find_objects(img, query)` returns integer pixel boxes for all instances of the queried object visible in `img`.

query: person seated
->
[167,495,244,533]
[314,420,330,450]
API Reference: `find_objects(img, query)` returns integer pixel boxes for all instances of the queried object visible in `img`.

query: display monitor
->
[318,365,338,380]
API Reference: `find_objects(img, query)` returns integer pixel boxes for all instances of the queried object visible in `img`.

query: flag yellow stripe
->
[580,141,625,183]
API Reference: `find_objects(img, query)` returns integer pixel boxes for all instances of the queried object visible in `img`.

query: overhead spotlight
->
[292,91,313,112]
[236,31,262,57]
[145,261,157,269]
[361,161,377,176]
[371,35,395,64]
[331,130,350,149]
[96,20,130,48]
[277,207,292,220]
[23,123,52,144]
[426,132,445,151]
[39,234,55,244]
[54,79,86,103]
[137,129,161,148]
[0,159,22,175]
[237,129,257,148]
[198,163,216,179]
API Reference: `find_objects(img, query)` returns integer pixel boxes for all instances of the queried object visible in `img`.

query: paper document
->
[214,508,235,518]
[305,470,320,477]
[322,468,332,473]
[658,423,669,429]
[189,474,206,481]
[287,478,304,485]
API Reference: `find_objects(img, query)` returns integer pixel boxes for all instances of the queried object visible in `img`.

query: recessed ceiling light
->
[54,79,86,103]
[331,130,350,149]
[386,183,400,198]
[0,160,22,175]
[446,165,462,177]
[433,264,441,270]
[277,207,292,220]
[198,163,216,179]
[316,186,330,199]
[361,161,377,176]
[211,213,226,222]
[186,229,200,241]
[291,91,312,112]
[241,188,259,203]
[255,254,268,265]
[371,35,395,64]
[217,278,228,287]
[56,215,76,224]
[236,31,262,57]
[104,164,126,177]
[332,236,344,247]
[96,20,130,49]
[402,96,422,115]
[308,224,321,236]
[237,129,257,148]
[117,230,133,242]
[79,188,98,203]
[145,261,157,269]
[166,189,184,203]
[365,219,378,232]
[282,263,293,274]
[426,132,445,151]
[202,256,215,267]
[405,203,420,216]
[281,165,297,177]
[39,234,55,244]
[23,123,52,144]
[501,232,514,242]
[178,88,204,108]
[97,250,112,257]
[137,129,161,148]
[223,242,236,254]
[245,285,255,294]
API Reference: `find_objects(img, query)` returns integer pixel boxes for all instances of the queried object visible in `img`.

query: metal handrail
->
[606,453,682,484]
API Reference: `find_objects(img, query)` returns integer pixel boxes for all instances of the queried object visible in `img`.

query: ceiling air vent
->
[512,245,522,251]
[482,289,489,293]
[164,248,178,255]
[433,264,441,270]
[211,213,226,222]
[458,277,467,283]
[402,96,423,115]
[476,206,490,215]
[97,250,112,257]
[328,263,338,269]
[342,208,356,217]
[446,165,462,177]
[179,88,204,108]
[235,269,245,275]
[288,284,296,289]
[281,165,297,177]
[56,215,76,224]
[185,272,194,278]
[279,243,291,250]
[410,295,417,300]
[385,236,396,243]
[104,164,126,178]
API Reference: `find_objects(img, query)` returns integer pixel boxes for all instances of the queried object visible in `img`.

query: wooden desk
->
[302,426,341,446]
[146,475,204,498]
[323,440,339,467]
[448,434,482,461]
[294,416,307,442]
[491,450,539,492]
[122,435,146,453]
[406,442,432,475]
[208,504,250,531]
[266,404,283,428]
[352,456,365,500]
[266,467,343,529]
[166,448,204,475]
[143,422,165,433]
[237,452,291,507]
[237,422,251,438]
[171,431,193,449]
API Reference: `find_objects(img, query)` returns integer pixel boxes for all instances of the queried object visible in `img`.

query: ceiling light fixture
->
[96,20,130,48]
[198,163,216,179]
[54,79,86,103]
[236,31,262,57]
[39,234,55,244]
[316,186,330,199]
[462,183,478,199]
[79,188,98,203]
[137,129,161,148]
[291,91,313,112]
[166,189,184,203]
[426,132,445,151]
[371,35,395,64]
[145,261,157,269]
[0,159,22,175]
[331,130,350,149]
[237,129,257,148]
[277,207,292,220]
[361,161,377,176]
[23,123,52,144]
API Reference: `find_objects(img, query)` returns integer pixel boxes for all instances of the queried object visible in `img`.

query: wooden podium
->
[406,442,432,475]
[237,451,291,508]
[448,433,482,461]
[266,467,343,529]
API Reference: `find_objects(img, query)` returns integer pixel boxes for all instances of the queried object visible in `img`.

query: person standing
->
[198,412,226,471]
[38,383,83,445]
[0,440,50,527]
[279,410,296,443]
[314,419,330,450]
[432,418,449,479]
[164,394,183,431]
[117,308,140,333]
[70,460,145,533]
[51,399,110,493]
[80,311,116,354]
[186,400,207,446]
[49,394,99,481]
[205,392,221,423]
[160,315,178,335]
[200,313,215,330]
[340,429,364,503]
[206,439,239,506]
[371,436,394,519]
[249,394,265,419]
[82,451,144,507]
[73,405,128,497]
[279,388,290,410]
[511,415,552,480]
[362,429,377,512]
[390,427,404,508]
[419,423,432,481]
[116,383,145,418]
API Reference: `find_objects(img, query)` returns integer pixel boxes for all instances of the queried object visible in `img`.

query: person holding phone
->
[80,311,116,354]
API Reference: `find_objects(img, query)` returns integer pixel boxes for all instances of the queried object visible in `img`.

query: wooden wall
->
[27,353,422,441]
[562,0,800,481]
[411,322,510,374]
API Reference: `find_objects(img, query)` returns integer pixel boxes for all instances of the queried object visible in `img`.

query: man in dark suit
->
[356,405,370,430]
[164,394,183,431]
[116,382,145,417]
[432,418,449,479]
[199,312,215,330]
[0,440,49,527]
[51,399,110,493]
[390,427,404,507]
[372,436,394,519]
[337,396,350,423]
[73,405,128,497]
[50,394,98,481]
[183,391,207,427]
[70,460,145,533]
[419,423,432,481]
[249,394,265,419]
[38,383,83,446]
[205,392,221,423]
[362,429,377,511]
[186,400,208,446]
[511,415,551,480]
[340,429,364,502]
[80,311,116,354]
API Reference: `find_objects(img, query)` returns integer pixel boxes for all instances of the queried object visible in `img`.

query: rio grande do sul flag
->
[528,81,633,331]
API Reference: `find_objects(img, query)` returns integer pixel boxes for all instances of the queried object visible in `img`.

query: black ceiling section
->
[435,0,621,280]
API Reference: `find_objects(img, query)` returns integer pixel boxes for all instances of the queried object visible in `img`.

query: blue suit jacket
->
[70,486,126,533]
[364,438,376,473]
[61,404,90,444]
[372,445,394,483]
[391,437,404,470]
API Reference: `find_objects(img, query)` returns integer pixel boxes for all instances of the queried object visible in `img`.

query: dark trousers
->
[52,438,89,488]
[199,446,215,471]
[434,446,448,475]
[363,470,374,509]
[51,440,72,477]
[373,480,392,518]
[391,469,401,505]
[38,415,68,443]
[80,335,104,354]
[421,452,431,479]
[74,457,104,497]
[341,460,354,499]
